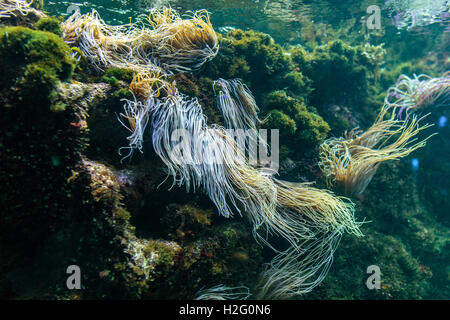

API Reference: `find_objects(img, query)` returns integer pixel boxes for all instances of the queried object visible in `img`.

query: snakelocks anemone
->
[319,71,445,197]
[385,72,450,118]
[213,78,262,130]
[61,6,365,299]
[61,7,218,74]
[319,105,435,197]
[143,85,361,298]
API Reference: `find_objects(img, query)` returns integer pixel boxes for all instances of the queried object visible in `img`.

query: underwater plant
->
[385,72,450,118]
[294,40,383,110]
[201,28,294,99]
[319,106,434,196]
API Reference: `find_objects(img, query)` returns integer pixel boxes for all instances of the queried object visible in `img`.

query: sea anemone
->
[62,5,362,299]
[319,106,435,196]
[61,8,218,75]
[213,78,262,130]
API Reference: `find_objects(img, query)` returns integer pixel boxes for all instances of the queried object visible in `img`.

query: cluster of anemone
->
[146,8,219,72]
[61,7,364,299]
[129,71,176,100]
[319,106,434,196]
[140,82,361,298]
[319,72,446,197]
[12,4,437,300]
[385,72,450,118]
[0,0,43,19]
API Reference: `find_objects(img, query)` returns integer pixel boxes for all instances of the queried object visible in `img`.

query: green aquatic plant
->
[100,67,135,87]
[292,103,330,145]
[194,285,250,300]
[102,67,135,83]
[281,70,313,97]
[300,40,371,107]
[34,16,62,36]
[224,29,291,78]
[264,90,330,149]
[265,109,297,136]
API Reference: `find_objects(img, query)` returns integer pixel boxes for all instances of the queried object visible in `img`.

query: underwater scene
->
[0,0,449,300]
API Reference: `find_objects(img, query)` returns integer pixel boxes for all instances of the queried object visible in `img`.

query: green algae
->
[0,26,75,106]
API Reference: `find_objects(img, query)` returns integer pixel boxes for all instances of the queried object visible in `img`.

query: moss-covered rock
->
[305,231,431,299]
[265,109,297,136]
[100,67,135,86]
[0,26,75,106]
[34,16,62,36]
[290,40,386,130]
[264,90,330,156]
[201,29,301,101]
[1,3,447,301]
